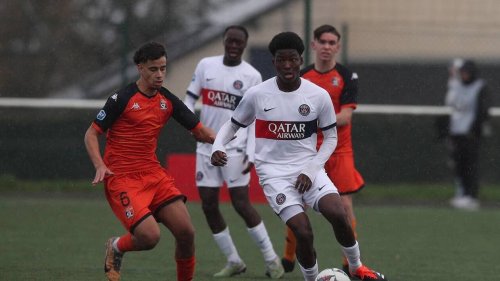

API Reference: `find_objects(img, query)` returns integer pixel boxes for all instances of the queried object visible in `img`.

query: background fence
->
[2,78,499,184]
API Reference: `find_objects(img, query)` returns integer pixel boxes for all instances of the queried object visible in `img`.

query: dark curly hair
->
[133,42,167,65]
[268,32,304,56]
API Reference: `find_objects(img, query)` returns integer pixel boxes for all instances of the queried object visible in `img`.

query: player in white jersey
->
[211,32,387,281]
[184,25,284,279]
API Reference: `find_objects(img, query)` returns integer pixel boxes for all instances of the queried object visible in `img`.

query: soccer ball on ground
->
[316,268,351,281]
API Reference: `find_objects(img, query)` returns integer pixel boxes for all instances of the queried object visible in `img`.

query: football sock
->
[116,233,134,253]
[342,218,357,266]
[213,227,242,264]
[342,241,362,270]
[176,256,195,281]
[283,226,297,262]
[298,260,318,281]
[247,221,278,263]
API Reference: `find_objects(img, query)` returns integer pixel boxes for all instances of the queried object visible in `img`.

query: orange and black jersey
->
[301,63,358,154]
[92,83,200,174]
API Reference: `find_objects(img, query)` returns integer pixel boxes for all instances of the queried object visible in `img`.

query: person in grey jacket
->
[445,59,490,210]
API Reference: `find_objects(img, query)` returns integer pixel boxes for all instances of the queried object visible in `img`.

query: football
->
[316,268,351,281]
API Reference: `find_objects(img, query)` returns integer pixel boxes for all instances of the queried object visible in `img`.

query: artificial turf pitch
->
[1,194,499,280]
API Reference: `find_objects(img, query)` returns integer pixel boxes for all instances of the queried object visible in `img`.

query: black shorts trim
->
[130,212,152,234]
[339,184,365,196]
[153,195,187,220]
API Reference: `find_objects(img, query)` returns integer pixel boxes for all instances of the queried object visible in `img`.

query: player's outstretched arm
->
[84,125,114,185]
[211,119,241,166]
[191,123,215,144]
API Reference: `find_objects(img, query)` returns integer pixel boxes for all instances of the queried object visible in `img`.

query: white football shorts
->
[196,152,251,188]
[262,169,338,222]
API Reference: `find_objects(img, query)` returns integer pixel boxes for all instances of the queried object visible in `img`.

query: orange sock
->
[342,218,358,266]
[176,256,195,281]
[116,233,135,252]
[283,226,296,262]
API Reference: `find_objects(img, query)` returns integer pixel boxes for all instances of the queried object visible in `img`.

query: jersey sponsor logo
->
[97,110,106,120]
[131,102,141,110]
[255,119,317,140]
[201,88,242,110]
[276,193,286,205]
[264,107,276,112]
[233,80,243,90]
[298,104,310,116]
[111,93,118,101]
[318,184,327,191]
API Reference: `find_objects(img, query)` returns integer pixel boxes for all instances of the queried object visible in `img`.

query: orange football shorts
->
[324,153,365,195]
[104,167,185,233]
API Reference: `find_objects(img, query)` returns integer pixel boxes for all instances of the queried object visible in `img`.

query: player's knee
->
[175,225,195,246]
[294,226,314,245]
[136,230,160,250]
[201,200,219,215]
[231,197,251,213]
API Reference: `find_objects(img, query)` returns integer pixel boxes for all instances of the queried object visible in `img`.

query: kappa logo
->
[131,102,141,110]
[264,107,276,112]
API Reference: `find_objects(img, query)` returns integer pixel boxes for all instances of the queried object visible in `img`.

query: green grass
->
[1,191,500,280]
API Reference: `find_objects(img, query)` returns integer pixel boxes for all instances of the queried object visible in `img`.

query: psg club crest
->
[298,104,310,116]
[233,80,243,90]
[276,193,286,205]
[196,171,204,182]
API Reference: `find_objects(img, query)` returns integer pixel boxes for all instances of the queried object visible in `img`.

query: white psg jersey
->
[187,55,262,156]
[232,77,337,184]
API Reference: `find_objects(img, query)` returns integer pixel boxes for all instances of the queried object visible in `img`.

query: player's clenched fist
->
[211,151,228,166]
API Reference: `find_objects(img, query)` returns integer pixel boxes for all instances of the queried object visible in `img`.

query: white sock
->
[298,260,318,281]
[342,241,362,271]
[213,227,242,264]
[247,221,278,263]
[112,237,122,254]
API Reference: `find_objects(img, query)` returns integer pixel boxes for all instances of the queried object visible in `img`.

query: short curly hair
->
[268,32,305,56]
[133,42,167,65]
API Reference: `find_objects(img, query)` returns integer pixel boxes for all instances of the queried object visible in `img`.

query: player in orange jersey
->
[280,25,366,277]
[84,42,214,281]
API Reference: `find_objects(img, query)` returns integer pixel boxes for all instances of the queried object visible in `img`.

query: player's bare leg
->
[228,185,261,227]
[229,186,284,278]
[340,194,357,275]
[199,186,246,277]
[286,212,318,280]
[104,216,161,281]
[318,194,387,281]
[157,199,196,281]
